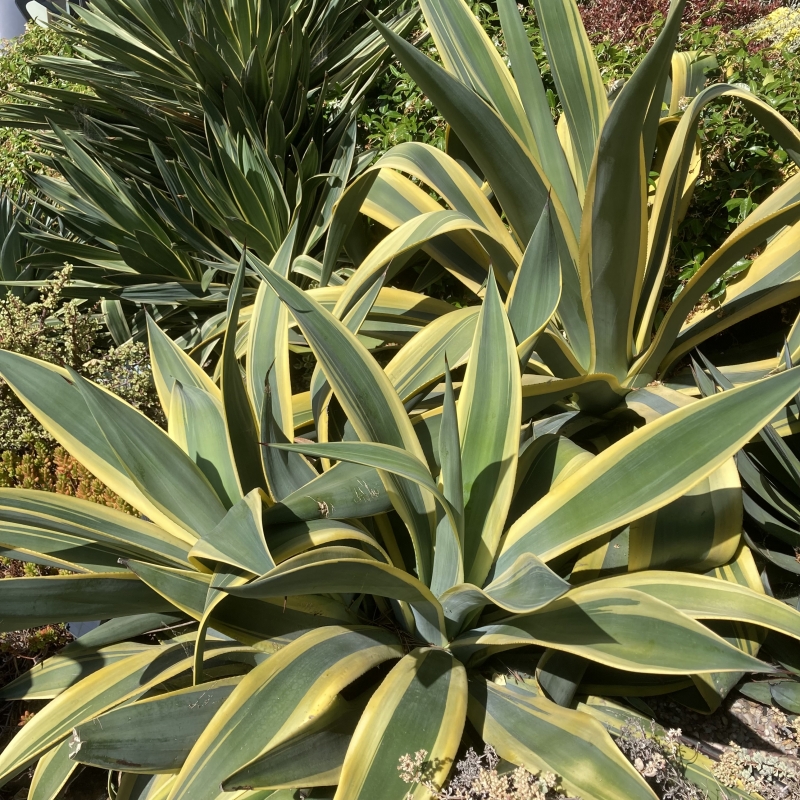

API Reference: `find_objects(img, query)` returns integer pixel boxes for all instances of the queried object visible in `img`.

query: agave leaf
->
[532,0,608,199]
[0,574,173,632]
[221,252,267,495]
[29,739,76,800]
[250,262,437,586]
[385,307,479,403]
[311,267,387,453]
[330,209,503,321]
[124,562,210,620]
[245,226,295,425]
[453,583,770,674]
[0,643,154,702]
[147,315,219,415]
[0,352,224,543]
[169,383,242,509]
[188,489,274,575]
[496,0,581,233]
[369,142,523,277]
[419,0,535,157]
[64,612,186,653]
[335,648,467,800]
[458,272,521,586]
[67,366,228,541]
[507,201,562,367]
[226,547,448,647]
[467,680,656,800]
[222,696,363,791]
[0,641,205,786]
[433,358,465,597]
[499,366,800,569]
[167,627,402,800]
[597,568,800,643]
[636,199,800,380]
[372,15,555,250]
[71,677,241,773]
[675,222,800,367]
[267,520,390,564]
[440,553,570,638]
[580,0,685,379]
[268,440,462,586]
[263,461,391,524]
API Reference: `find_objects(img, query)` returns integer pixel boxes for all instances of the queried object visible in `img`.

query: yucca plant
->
[1,241,800,799]
[315,0,800,415]
[0,0,416,345]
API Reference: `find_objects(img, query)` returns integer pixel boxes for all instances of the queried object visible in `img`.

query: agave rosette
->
[316,0,800,417]
[0,237,800,799]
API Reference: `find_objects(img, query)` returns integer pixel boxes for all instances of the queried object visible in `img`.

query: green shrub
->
[0,267,161,457]
[0,23,82,191]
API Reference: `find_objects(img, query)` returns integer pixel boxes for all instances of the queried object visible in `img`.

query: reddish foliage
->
[578,0,780,44]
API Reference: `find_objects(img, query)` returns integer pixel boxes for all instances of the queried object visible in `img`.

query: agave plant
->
[314,0,800,415]
[1,243,800,799]
[0,0,415,344]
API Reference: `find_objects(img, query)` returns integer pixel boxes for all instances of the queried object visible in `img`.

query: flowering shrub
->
[578,0,780,45]
[745,6,800,51]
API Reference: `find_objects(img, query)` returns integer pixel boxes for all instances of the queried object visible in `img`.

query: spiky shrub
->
[0,0,417,345]
[2,247,800,799]
[319,0,800,418]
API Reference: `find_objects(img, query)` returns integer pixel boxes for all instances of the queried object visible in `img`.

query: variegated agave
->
[1,245,800,800]
[315,0,800,415]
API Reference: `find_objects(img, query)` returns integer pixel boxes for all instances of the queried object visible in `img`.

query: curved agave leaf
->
[499,366,800,569]
[0,352,226,542]
[0,643,154,702]
[166,627,402,800]
[335,648,467,800]
[267,520,390,565]
[384,307,479,403]
[223,695,363,791]
[188,490,274,575]
[361,143,522,283]
[452,584,770,674]
[467,679,656,800]
[440,553,570,637]
[71,677,242,773]
[263,461,391,524]
[226,547,447,646]
[597,568,800,643]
